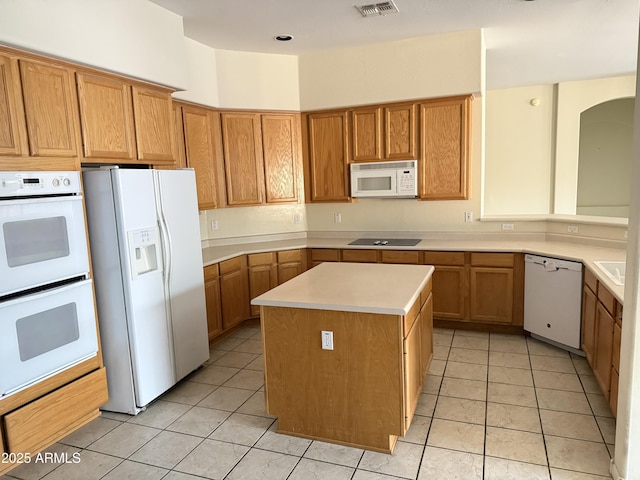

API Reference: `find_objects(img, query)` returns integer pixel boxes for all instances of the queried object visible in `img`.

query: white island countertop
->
[251,262,434,316]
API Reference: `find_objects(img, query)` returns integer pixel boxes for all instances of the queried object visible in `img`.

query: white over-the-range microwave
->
[350,160,417,198]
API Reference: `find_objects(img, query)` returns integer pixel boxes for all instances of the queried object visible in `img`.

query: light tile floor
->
[2,327,616,480]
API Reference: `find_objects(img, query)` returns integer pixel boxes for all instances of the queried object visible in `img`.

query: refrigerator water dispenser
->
[127,227,161,278]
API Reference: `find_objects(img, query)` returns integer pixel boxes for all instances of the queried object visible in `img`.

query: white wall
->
[299,30,484,111]
[484,85,555,215]
[215,50,300,110]
[172,38,219,107]
[0,0,188,89]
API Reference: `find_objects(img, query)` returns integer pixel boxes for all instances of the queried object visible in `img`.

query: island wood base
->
[260,285,432,453]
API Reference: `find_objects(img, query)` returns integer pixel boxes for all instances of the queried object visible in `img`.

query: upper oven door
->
[0,279,98,398]
[0,196,90,296]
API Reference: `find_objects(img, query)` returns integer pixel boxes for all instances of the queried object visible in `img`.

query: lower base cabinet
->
[204,264,223,342]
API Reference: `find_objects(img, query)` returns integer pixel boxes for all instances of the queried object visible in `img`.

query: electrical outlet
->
[293,213,301,224]
[567,225,579,233]
[464,212,473,222]
[210,220,218,230]
[334,213,342,223]
[502,223,514,231]
[321,331,334,350]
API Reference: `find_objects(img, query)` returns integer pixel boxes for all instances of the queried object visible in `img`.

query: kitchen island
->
[251,262,434,453]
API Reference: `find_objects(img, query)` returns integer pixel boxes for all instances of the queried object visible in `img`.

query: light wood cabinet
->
[204,264,223,342]
[19,59,79,158]
[380,250,421,264]
[384,103,417,160]
[309,248,341,267]
[469,267,514,324]
[403,313,422,430]
[219,256,250,330]
[262,113,301,204]
[0,54,27,157]
[424,252,466,321]
[76,73,136,160]
[305,110,350,202]
[341,249,378,263]
[248,252,278,317]
[172,103,187,169]
[419,95,472,200]
[221,112,264,206]
[594,301,614,399]
[277,249,306,284]
[179,104,221,210]
[581,274,598,366]
[131,85,175,163]
[351,107,382,162]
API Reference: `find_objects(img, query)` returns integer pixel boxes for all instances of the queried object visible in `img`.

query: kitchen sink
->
[348,238,422,247]
[594,261,626,286]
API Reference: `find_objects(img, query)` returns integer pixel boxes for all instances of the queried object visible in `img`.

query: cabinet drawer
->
[220,256,243,275]
[204,263,219,279]
[584,268,598,294]
[470,253,514,268]
[403,298,421,337]
[597,283,616,317]
[420,276,433,308]
[4,368,107,454]
[341,249,378,263]
[424,251,465,266]
[248,252,276,266]
[380,250,421,264]
[311,249,340,262]
[277,249,302,263]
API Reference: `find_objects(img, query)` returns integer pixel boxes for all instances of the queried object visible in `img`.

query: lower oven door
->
[0,279,98,398]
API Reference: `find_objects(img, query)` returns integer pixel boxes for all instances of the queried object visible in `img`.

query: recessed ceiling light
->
[274,35,293,42]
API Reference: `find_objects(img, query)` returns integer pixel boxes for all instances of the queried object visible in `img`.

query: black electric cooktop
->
[347,238,422,247]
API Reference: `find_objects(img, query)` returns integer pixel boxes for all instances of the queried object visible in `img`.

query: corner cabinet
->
[304,110,351,202]
[419,95,472,200]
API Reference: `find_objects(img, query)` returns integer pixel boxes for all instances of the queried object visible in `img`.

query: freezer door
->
[155,169,209,381]
[111,169,175,408]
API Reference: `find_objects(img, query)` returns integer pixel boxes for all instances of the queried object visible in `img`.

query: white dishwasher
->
[524,254,583,350]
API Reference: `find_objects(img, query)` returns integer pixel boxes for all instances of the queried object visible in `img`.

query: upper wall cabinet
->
[261,113,301,204]
[76,73,136,160]
[0,55,27,157]
[419,95,472,200]
[175,103,223,210]
[19,59,80,158]
[384,103,417,160]
[350,103,417,163]
[305,110,350,202]
[221,112,265,206]
[131,86,176,163]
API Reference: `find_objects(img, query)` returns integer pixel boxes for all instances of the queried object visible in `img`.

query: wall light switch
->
[334,213,342,223]
[321,331,334,350]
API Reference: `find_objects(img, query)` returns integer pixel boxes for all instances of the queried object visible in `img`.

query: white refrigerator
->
[83,167,209,414]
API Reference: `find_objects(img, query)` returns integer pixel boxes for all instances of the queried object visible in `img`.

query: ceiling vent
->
[355,1,399,17]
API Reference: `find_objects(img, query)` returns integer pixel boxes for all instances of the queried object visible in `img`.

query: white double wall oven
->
[0,171,98,399]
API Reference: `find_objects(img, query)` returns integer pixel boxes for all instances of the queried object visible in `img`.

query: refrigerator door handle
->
[155,176,177,380]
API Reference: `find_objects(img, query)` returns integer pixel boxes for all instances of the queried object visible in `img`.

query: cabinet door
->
[581,285,598,367]
[593,302,614,399]
[419,96,471,200]
[262,114,300,204]
[307,111,350,202]
[204,267,223,342]
[19,59,79,157]
[221,112,264,205]
[431,266,466,320]
[469,267,514,324]
[131,85,175,162]
[182,105,219,210]
[0,55,27,157]
[352,107,382,162]
[219,258,250,330]
[248,253,278,317]
[384,104,417,160]
[76,73,136,160]
[420,293,434,379]
[403,316,422,433]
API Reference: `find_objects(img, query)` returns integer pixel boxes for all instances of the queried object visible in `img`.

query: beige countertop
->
[251,262,434,315]
[202,235,626,303]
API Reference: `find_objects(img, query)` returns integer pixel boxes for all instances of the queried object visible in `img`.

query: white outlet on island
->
[321,331,334,350]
